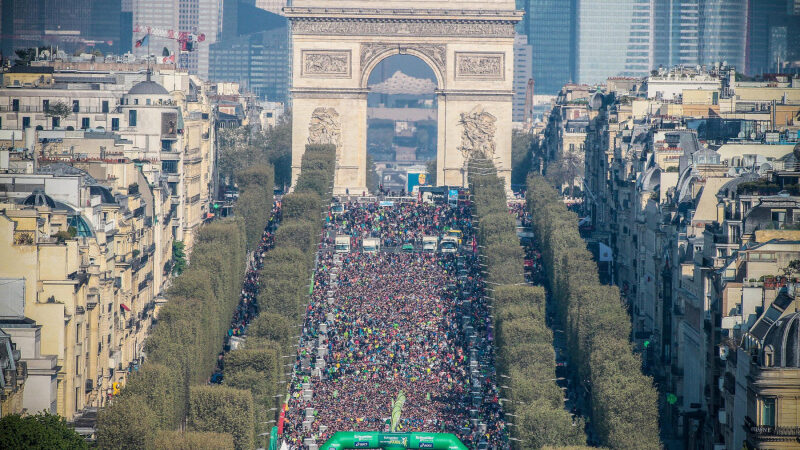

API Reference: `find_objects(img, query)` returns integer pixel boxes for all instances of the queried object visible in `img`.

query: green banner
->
[319,432,467,450]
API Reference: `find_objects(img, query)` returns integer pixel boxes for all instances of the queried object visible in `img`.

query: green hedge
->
[236,165,274,251]
[468,160,584,449]
[527,175,659,450]
[99,171,276,449]
[152,431,235,450]
[189,385,254,450]
[231,143,337,449]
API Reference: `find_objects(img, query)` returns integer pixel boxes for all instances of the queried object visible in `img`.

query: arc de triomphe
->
[286,1,522,194]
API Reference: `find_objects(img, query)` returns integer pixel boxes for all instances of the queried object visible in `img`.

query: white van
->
[362,238,380,253]
[422,236,438,252]
[439,237,459,254]
[335,235,351,253]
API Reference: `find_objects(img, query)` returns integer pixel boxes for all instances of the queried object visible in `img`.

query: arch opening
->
[366,54,439,195]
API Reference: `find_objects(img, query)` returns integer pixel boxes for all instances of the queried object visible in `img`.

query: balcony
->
[0,105,116,114]
[749,425,800,439]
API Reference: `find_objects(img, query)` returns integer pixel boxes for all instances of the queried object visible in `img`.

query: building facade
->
[572,66,800,448]
[699,0,749,71]
[0,0,128,58]
[512,34,533,123]
[576,0,655,84]
[516,0,576,95]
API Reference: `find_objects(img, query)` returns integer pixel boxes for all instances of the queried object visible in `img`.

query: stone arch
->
[359,44,446,90]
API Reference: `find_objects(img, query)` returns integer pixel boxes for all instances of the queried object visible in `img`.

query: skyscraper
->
[576,0,654,84]
[517,0,576,94]
[654,0,700,68]
[131,0,178,58]
[1,0,127,57]
[131,0,219,78]
[747,0,792,74]
[699,0,748,70]
[512,34,533,122]
[209,5,288,101]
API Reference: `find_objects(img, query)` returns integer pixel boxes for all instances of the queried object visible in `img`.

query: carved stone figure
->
[456,53,504,79]
[308,107,342,157]
[303,51,350,76]
[292,20,515,38]
[458,105,497,160]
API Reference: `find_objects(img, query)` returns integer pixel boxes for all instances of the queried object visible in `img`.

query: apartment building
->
[0,65,216,251]
[0,61,219,425]
[560,66,800,449]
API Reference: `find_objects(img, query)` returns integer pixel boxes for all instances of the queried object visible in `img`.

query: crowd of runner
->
[324,201,473,249]
[282,200,509,449]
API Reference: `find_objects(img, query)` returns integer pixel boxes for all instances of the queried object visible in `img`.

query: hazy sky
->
[367,55,437,85]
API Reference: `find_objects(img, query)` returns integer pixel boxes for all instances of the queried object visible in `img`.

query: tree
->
[96,396,158,449]
[425,159,437,187]
[152,431,234,450]
[367,155,380,193]
[172,240,186,275]
[13,47,49,65]
[189,385,254,450]
[44,102,72,120]
[782,259,800,278]
[513,401,585,450]
[511,130,534,188]
[0,412,87,450]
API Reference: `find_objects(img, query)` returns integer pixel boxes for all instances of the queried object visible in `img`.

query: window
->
[43,99,49,111]
[761,398,776,427]
[22,117,30,129]
[161,160,178,173]
[81,117,90,129]
[146,98,151,105]
[72,100,80,113]
[134,98,138,105]
[12,99,19,111]
[102,100,109,113]
[161,140,172,151]
[129,110,137,127]
[772,211,786,224]
[111,118,119,131]
[52,117,60,128]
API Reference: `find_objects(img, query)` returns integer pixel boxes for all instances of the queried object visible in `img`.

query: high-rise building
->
[699,0,748,70]
[653,0,700,68]
[747,0,793,75]
[209,18,288,102]
[516,0,576,94]
[131,0,219,78]
[512,34,533,122]
[0,0,127,57]
[131,0,178,58]
[576,0,654,85]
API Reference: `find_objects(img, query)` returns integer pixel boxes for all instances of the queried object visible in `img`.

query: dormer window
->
[764,345,774,367]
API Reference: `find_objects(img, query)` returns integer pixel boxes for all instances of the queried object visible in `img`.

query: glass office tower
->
[699,0,748,70]
[517,0,576,94]
[577,0,654,84]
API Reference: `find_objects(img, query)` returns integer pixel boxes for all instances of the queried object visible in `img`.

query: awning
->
[120,303,131,312]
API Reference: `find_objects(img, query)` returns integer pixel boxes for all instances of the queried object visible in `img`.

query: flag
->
[390,391,406,432]
[162,54,175,63]
[135,34,149,48]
